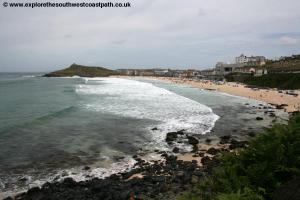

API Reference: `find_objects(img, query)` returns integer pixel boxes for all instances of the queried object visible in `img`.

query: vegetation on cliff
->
[178,113,300,200]
[225,54,300,89]
[225,73,300,90]
[265,54,300,73]
[43,63,118,77]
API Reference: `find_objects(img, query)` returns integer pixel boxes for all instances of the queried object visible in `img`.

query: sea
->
[0,73,285,198]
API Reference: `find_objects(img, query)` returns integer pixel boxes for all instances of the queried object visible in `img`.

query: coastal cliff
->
[43,64,118,77]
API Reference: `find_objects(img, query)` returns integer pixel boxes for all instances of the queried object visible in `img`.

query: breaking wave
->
[76,78,219,147]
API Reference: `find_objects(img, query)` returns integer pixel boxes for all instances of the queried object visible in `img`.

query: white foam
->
[76,78,219,149]
[1,77,220,198]
[22,75,36,78]
[51,156,137,183]
[0,156,137,199]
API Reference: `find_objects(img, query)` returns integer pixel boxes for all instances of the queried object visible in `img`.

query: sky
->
[0,0,300,72]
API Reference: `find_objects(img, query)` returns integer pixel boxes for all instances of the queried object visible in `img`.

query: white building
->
[235,54,249,64]
[235,54,266,66]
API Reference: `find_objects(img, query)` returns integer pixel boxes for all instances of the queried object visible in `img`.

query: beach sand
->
[141,77,300,113]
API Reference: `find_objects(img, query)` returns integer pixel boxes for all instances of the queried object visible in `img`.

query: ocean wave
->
[34,106,77,122]
[75,78,219,149]
[0,155,137,199]
[21,75,37,78]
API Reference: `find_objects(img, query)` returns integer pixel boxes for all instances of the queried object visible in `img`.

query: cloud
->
[279,36,300,45]
[0,0,300,71]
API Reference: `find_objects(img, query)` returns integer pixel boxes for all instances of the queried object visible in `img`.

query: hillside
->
[225,73,300,90]
[43,64,118,77]
[225,54,300,89]
[265,54,300,73]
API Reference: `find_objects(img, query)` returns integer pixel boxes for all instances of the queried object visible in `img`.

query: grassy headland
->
[178,113,300,200]
[43,63,118,77]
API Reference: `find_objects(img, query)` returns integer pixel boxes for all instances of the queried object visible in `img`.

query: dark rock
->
[151,127,158,131]
[247,132,256,137]
[198,152,205,157]
[61,171,68,177]
[205,138,212,144]
[201,156,212,165]
[166,130,187,145]
[276,104,288,109]
[83,166,90,170]
[191,145,199,153]
[166,132,178,143]
[191,160,198,165]
[193,171,203,177]
[3,197,13,200]
[219,135,231,144]
[172,147,180,153]
[187,136,199,145]
[229,139,248,149]
[10,149,211,200]
[206,148,220,155]
[256,117,264,120]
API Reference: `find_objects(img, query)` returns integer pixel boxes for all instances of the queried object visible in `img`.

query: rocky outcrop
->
[6,131,251,200]
[8,153,215,200]
[43,63,118,77]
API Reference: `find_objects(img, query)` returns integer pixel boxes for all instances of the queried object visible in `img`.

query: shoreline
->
[2,76,295,200]
[4,131,251,200]
[4,107,286,199]
[123,76,300,113]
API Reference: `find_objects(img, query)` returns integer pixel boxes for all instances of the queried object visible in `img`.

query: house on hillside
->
[235,54,266,66]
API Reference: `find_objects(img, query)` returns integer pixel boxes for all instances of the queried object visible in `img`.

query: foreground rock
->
[7,153,218,200]
[6,132,250,200]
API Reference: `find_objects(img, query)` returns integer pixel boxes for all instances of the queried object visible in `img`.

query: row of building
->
[117,68,202,78]
[117,54,269,80]
[201,54,268,80]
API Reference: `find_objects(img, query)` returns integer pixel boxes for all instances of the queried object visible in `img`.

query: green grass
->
[266,55,300,73]
[178,113,300,200]
[225,73,300,89]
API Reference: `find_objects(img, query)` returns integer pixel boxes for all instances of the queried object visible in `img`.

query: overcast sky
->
[0,0,300,72]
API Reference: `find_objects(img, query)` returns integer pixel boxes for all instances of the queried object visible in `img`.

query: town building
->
[234,66,256,74]
[235,54,266,66]
[215,62,242,76]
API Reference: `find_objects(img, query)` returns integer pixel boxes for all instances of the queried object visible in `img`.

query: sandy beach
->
[140,76,300,113]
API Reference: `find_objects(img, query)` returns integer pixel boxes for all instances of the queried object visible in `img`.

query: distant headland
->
[43,63,118,77]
